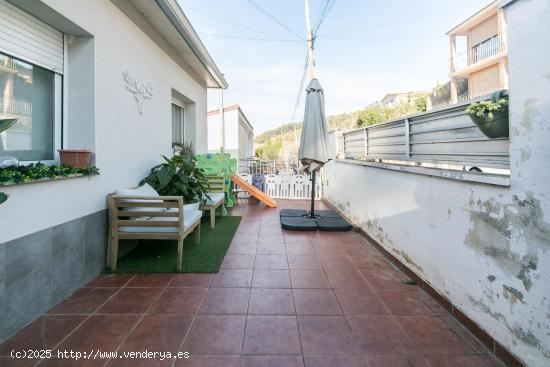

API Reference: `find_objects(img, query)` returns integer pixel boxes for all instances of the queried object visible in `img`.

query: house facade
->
[207,104,254,161]
[448,0,508,103]
[0,0,226,342]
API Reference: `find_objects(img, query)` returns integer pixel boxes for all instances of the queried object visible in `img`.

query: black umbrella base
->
[280,209,352,231]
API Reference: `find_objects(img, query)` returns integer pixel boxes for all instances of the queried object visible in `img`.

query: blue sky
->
[178,0,491,134]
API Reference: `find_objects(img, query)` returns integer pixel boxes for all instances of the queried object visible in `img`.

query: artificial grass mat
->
[111,216,241,273]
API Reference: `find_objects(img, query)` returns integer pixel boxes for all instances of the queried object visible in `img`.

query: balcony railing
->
[455,35,505,71]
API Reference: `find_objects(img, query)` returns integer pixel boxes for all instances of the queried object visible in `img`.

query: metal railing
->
[342,96,509,169]
[455,34,505,70]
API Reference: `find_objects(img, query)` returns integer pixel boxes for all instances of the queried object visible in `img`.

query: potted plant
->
[58,149,92,168]
[465,91,509,138]
[140,146,210,209]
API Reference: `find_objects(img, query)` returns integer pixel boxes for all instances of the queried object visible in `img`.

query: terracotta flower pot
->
[58,149,92,168]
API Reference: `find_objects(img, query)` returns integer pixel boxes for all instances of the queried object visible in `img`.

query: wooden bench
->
[107,194,201,272]
[200,175,226,228]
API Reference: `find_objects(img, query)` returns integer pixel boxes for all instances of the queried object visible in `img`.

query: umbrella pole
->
[310,170,316,217]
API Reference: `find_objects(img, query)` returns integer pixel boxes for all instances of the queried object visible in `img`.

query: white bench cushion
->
[119,209,202,233]
[115,183,165,213]
[203,192,225,206]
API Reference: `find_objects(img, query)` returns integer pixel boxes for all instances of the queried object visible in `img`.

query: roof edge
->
[155,0,228,88]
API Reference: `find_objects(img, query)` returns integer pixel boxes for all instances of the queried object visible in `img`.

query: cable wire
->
[245,0,304,40]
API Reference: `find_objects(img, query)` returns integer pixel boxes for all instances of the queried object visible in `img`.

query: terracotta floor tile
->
[169,273,213,288]
[361,269,412,291]
[227,244,258,255]
[287,255,322,270]
[347,316,418,355]
[125,274,174,287]
[243,316,301,355]
[199,288,250,315]
[97,288,162,314]
[314,245,345,257]
[254,254,288,269]
[318,255,354,270]
[252,270,291,288]
[149,287,206,314]
[47,288,117,315]
[290,270,330,288]
[117,315,192,354]
[339,242,379,257]
[0,315,85,356]
[334,289,388,316]
[43,315,140,366]
[248,288,295,315]
[285,243,316,256]
[241,355,304,367]
[182,315,246,355]
[298,316,358,355]
[349,255,393,272]
[257,244,286,255]
[0,356,36,367]
[325,269,369,289]
[232,234,259,244]
[303,355,366,367]
[440,315,492,354]
[293,289,342,315]
[211,269,253,288]
[259,226,284,235]
[177,355,241,367]
[85,274,134,288]
[258,235,285,244]
[221,254,256,269]
[378,290,437,316]
[397,316,472,355]
[365,354,428,367]
[423,355,489,367]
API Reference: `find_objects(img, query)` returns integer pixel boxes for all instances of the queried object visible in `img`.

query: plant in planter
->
[140,149,210,209]
[465,91,509,138]
[0,118,18,204]
[58,149,92,168]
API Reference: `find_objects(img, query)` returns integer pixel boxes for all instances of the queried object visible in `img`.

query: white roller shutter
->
[0,0,64,73]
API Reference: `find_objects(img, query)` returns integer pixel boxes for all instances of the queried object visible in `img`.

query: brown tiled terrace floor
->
[0,200,507,367]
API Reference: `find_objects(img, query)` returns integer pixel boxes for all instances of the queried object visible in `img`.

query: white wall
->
[324,1,550,365]
[0,0,209,243]
[207,109,239,159]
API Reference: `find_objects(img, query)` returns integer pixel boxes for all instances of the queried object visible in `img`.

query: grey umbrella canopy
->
[298,78,330,173]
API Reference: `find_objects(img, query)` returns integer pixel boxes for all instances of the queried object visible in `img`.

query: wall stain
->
[393,248,424,273]
[520,149,531,162]
[487,275,496,282]
[521,99,537,132]
[469,296,550,358]
[465,192,550,291]
[502,285,525,304]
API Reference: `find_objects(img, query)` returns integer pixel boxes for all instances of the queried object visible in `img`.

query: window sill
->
[0,173,93,188]
[335,159,510,187]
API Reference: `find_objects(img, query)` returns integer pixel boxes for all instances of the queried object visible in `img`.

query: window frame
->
[0,51,63,165]
[171,97,185,147]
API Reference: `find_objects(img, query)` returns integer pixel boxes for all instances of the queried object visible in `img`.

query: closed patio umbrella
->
[279,78,351,231]
[299,78,330,174]
[299,78,330,217]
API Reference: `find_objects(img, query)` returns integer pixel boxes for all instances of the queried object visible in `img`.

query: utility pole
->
[304,0,314,80]
[219,89,225,153]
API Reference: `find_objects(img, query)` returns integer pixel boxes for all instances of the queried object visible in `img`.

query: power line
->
[198,32,303,43]
[313,0,336,35]
[245,0,304,40]
[185,6,284,39]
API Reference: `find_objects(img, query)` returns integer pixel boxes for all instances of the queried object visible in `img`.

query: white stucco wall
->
[207,108,239,159]
[0,0,210,243]
[324,1,550,365]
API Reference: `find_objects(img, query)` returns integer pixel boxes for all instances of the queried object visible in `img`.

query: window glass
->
[0,52,55,161]
[171,103,184,145]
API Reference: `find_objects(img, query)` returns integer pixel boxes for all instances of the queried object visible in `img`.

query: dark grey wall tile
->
[52,217,86,304]
[2,229,52,341]
[84,210,108,282]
